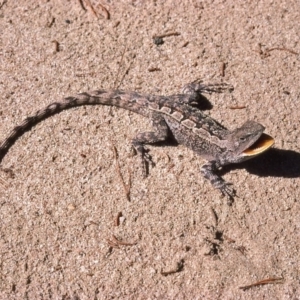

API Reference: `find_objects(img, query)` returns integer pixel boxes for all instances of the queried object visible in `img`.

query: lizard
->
[0,80,274,202]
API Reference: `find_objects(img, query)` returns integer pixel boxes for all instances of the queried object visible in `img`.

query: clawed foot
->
[141,150,155,178]
[201,161,237,204]
[133,145,155,178]
[219,182,236,206]
[182,79,234,95]
[197,82,234,94]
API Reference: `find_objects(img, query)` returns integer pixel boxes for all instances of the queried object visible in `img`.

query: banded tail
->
[0,90,144,163]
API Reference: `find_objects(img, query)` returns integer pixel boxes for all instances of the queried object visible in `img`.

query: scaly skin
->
[0,81,274,202]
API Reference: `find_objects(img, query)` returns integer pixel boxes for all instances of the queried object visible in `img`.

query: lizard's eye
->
[239,134,251,142]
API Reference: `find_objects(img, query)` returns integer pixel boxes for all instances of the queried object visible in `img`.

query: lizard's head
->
[226,120,274,163]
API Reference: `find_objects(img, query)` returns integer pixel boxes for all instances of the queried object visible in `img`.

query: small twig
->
[51,40,60,53]
[266,47,298,55]
[114,212,123,226]
[239,277,284,291]
[97,2,110,19]
[182,41,189,47]
[83,0,98,18]
[161,259,184,276]
[111,143,131,201]
[106,239,120,249]
[107,235,137,248]
[78,0,87,11]
[255,43,298,58]
[228,105,246,110]
[210,207,219,226]
[153,32,181,39]
[148,67,161,72]
[112,235,136,246]
[220,62,226,77]
[114,21,120,28]
[47,17,55,28]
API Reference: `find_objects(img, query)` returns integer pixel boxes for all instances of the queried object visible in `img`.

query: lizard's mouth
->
[243,133,274,156]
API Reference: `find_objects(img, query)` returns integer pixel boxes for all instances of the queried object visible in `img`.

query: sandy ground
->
[0,1,299,299]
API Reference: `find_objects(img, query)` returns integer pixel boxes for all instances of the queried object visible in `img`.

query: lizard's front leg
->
[200,161,235,204]
[132,113,169,177]
[181,80,234,105]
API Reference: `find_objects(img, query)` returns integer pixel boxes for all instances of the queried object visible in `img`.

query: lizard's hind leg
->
[132,114,169,177]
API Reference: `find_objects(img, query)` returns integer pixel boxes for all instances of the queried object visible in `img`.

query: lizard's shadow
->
[191,94,213,110]
[221,148,300,178]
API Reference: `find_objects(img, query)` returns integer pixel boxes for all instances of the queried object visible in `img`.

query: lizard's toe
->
[137,149,155,178]
[220,183,236,205]
[142,150,153,164]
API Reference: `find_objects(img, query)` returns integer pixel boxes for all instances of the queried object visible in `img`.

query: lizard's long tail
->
[0,89,144,163]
